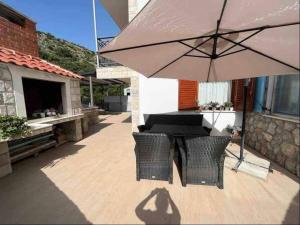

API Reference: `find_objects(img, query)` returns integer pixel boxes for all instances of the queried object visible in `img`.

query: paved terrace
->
[0,113,299,224]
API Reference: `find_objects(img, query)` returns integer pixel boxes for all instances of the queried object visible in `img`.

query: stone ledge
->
[263,114,300,124]
[82,107,99,113]
[29,114,84,125]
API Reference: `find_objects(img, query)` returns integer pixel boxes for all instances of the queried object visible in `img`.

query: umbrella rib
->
[218,22,300,36]
[218,28,264,57]
[100,34,214,54]
[185,54,210,58]
[179,41,212,57]
[211,0,228,59]
[220,36,300,71]
[149,37,213,78]
[206,59,213,82]
[216,0,228,33]
[218,48,248,58]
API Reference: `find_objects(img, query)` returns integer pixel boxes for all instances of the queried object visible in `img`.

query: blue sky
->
[2,0,120,51]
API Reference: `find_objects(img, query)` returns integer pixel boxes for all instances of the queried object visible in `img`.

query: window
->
[198,81,231,105]
[272,74,300,117]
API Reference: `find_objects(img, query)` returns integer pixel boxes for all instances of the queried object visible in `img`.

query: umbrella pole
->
[232,78,249,171]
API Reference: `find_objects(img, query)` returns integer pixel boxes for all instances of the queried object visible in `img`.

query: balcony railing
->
[97,37,121,67]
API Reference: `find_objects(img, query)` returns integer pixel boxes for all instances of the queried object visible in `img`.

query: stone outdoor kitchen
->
[0,3,98,178]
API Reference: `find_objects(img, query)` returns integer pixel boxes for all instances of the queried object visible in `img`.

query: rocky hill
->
[37,31,96,74]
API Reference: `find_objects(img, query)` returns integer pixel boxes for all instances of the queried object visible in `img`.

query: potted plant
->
[224,102,233,111]
[207,102,213,110]
[201,104,207,111]
[0,115,31,140]
[215,102,222,110]
[211,102,218,111]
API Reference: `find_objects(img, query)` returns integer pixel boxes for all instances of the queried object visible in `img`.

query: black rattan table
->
[148,124,209,136]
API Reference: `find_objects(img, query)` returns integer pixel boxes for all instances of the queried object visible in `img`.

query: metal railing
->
[97,37,121,67]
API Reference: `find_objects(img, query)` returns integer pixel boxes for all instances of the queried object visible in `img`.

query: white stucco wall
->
[138,76,178,124]
[8,64,72,118]
[137,0,149,11]
[201,111,242,136]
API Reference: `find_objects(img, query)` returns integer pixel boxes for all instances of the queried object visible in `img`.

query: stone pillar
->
[0,142,12,178]
[70,79,82,115]
[81,117,89,134]
[130,73,140,132]
[0,64,16,116]
[62,119,83,142]
[81,107,99,134]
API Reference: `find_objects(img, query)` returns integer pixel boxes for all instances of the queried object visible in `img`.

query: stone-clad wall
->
[70,80,82,115]
[245,112,300,176]
[0,64,16,116]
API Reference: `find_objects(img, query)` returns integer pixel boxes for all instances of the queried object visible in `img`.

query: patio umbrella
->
[100,0,300,170]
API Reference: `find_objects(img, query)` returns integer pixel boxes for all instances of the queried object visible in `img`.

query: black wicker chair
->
[177,136,231,189]
[133,132,174,184]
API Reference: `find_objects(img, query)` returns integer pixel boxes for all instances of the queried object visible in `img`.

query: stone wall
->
[245,112,300,176]
[70,80,82,115]
[0,64,16,116]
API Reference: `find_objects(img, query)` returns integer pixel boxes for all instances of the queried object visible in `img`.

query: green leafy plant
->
[224,102,233,108]
[0,115,31,139]
[211,102,219,108]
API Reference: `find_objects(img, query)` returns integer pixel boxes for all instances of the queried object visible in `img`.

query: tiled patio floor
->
[0,113,299,224]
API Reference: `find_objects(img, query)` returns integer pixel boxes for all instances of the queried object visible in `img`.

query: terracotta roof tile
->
[0,46,83,79]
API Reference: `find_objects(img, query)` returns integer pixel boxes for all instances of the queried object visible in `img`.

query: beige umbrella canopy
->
[100,0,300,81]
[100,0,299,172]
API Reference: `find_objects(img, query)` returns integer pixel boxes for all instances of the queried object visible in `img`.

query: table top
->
[148,124,209,136]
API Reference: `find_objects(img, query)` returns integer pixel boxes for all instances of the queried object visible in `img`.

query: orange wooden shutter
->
[179,80,198,110]
[231,79,256,112]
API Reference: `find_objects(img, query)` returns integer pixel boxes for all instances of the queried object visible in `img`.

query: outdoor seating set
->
[133,114,231,189]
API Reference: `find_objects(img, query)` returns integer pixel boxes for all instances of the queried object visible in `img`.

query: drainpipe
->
[92,0,100,68]
[254,77,266,112]
[89,76,94,107]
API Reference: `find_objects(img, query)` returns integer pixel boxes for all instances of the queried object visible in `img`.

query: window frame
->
[266,75,300,120]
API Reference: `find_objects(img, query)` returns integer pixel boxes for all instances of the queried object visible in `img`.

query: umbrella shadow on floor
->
[282,191,300,224]
[135,188,181,224]
[122,115,132,123]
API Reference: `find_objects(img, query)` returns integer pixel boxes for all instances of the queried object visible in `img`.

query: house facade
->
[97,0,299,176]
